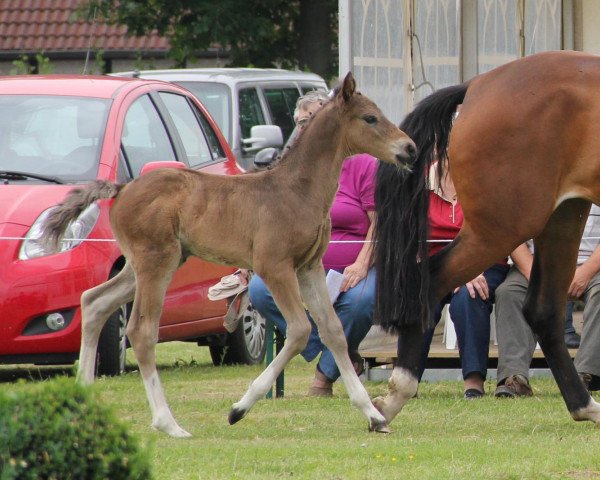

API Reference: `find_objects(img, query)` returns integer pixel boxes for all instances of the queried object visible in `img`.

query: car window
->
[238,88,265,140]
[0,96,109,182]
[263,87,301,141]
[121,95,176,177]
[159,92,213,168]
[176,81,231,145]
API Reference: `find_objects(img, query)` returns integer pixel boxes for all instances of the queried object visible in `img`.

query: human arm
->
[510,242,534,281]
[568,244,600,299]
[339,211,375,292]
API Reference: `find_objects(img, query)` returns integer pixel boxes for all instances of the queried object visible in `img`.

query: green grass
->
[3,343,600,480]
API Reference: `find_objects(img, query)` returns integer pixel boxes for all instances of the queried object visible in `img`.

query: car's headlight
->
[19,204,100,260]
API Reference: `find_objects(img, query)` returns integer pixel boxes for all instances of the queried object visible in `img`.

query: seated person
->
[248,92,378,397]
[495,205,600,397]
[417,161,508,399]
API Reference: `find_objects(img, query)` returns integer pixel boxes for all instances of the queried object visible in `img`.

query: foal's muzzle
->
[395,139,418,165]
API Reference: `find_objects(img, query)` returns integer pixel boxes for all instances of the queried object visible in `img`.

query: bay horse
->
[42,73,416,437]
[373,50,600,426]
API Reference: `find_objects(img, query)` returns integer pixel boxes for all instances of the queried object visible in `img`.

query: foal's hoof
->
[368,419,391,434]
[228,406,247,425]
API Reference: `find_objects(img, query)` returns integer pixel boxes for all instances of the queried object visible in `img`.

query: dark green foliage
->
[0,378,151,480]
[80,0,338,79]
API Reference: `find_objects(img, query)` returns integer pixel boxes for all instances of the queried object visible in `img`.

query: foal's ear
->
[339,72,356,102]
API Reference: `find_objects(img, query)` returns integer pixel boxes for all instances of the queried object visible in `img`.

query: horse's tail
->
[43,180,124,252]
[373,82,468,334]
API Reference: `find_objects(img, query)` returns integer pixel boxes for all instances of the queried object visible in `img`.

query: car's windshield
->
[176,81,231,145]
[0,95,110,182]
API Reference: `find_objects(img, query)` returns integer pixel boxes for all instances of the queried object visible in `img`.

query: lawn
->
[3,342,600,480]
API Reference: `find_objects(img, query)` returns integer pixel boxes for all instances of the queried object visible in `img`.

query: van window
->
[263,88,300,141]
[239,88,265,139]
[177,81,231,145]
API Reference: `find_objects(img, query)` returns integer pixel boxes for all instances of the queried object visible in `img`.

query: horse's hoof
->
[228,406,247,425]
[368,419,391,434]
[152,422,192,438]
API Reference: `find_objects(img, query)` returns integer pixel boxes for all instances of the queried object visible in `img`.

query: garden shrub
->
[0,377,151,480]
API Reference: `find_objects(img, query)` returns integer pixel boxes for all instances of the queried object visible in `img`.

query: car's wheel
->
[96,302,128,376]
[211,296,266,366]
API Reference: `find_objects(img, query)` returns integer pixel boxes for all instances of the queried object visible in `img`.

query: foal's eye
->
[363,115,377,125]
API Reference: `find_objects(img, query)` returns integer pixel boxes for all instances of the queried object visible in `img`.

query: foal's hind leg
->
[527,199,600,424]
[78,263,136,385]
[297,265,389,432]
[229,267,313,424]
[127,253,192,438]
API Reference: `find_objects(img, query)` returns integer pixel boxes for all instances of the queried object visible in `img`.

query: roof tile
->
[0,0,169,53]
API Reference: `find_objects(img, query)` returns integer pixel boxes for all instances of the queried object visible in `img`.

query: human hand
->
[340,261,368,292]
[455,273,489,300]
[237,269,250,285]
[568,265,593,299]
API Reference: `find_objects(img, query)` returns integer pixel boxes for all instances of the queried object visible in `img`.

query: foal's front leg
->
[229,267,313,424]
[297,266,389,433]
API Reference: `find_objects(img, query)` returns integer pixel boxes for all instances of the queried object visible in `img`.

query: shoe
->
[349,351,365,377]
[307,385,333,397]
[579,373,592,391]
[494,374,534,398]
[464,388,484,400]
[578,372,600,391]
[565,331,581,349]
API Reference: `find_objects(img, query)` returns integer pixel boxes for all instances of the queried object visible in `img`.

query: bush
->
[0,377,151,480]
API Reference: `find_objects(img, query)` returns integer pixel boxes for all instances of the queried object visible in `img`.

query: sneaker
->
[494,374,534,398]
[565,331,581,349]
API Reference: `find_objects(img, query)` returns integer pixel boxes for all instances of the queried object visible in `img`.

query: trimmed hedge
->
[0,377,151,480]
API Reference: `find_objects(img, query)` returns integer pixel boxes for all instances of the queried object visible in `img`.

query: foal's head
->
[333,73,416,168]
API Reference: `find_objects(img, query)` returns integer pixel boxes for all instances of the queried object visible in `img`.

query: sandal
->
[464,388,484,400]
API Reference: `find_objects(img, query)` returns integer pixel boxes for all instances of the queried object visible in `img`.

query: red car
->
[0,75,266,375]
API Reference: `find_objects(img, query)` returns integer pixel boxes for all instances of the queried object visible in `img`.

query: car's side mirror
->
[242,125,283,152]
[254,147,279,169]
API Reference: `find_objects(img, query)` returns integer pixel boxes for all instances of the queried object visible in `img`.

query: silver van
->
[114,68,328,170]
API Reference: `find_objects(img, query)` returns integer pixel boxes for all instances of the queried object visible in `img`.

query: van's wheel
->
[210,299,266,366]
[96,302,128,376]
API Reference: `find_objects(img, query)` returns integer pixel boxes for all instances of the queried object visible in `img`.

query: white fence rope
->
[2,237,600,243]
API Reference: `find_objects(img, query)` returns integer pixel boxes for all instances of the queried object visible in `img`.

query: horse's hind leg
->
[77,262,136,385]
[128,253,192,438]
[297,265,389,433]
[229,267,313,424]
[527,199,600,424]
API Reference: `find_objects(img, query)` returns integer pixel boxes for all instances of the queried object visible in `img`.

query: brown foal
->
[43,73,416,437]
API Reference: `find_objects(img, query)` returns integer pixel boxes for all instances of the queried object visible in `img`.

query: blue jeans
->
[565,301,575,334]
[419,263,509,380]
[248,269,376,381]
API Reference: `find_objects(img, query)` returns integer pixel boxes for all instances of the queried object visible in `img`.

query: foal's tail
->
[42,180,124,252]
[373,83,468,334]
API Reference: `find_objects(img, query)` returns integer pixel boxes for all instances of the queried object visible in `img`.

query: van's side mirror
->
[242,125,283,152]
[254,147,279,168]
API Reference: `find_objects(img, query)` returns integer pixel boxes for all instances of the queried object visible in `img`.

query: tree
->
[83,0,338,80]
